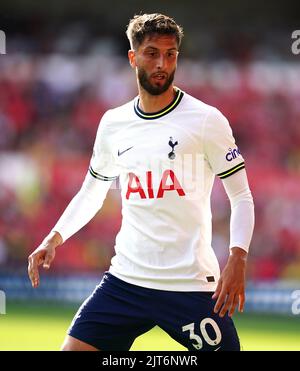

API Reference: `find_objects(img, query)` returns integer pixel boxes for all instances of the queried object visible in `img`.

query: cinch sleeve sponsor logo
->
[225,147,241,162]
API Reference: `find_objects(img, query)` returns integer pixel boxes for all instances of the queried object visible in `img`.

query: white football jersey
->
[89,88,245,291]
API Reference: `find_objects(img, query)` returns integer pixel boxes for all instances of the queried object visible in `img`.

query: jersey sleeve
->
[203,107,245,179]
[88,111,120,181]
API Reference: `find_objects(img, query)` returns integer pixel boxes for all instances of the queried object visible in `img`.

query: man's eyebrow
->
[144,46,178,51]
[144,46,158,50]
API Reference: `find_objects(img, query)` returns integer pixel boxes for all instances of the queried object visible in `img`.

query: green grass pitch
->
[0,301,299,351]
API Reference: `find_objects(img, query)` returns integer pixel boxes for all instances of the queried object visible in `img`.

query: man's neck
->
[138,85,176,113]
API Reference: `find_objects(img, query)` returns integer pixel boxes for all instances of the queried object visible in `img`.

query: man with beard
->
[28,13,254,351]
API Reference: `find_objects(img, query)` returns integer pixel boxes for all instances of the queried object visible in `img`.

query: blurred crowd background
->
[1,0,300,284]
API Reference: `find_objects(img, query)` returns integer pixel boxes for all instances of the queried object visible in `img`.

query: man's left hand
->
[212,247,247,317]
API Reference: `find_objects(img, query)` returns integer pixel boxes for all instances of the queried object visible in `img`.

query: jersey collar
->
[134,88,184,120]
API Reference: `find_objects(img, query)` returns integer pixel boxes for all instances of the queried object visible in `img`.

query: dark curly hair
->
[126,13,184,50]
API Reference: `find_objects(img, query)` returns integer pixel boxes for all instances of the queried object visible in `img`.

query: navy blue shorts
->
[68,272,240,351]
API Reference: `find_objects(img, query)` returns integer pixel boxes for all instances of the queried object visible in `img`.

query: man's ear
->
[128,49,136,69]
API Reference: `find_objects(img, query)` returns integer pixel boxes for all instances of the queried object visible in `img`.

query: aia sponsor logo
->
[126,169,185,199]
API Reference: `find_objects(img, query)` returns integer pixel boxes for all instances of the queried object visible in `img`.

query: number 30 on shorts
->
[182,318,222,350]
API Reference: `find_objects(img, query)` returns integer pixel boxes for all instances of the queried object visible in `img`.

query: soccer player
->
[28,13,254,351]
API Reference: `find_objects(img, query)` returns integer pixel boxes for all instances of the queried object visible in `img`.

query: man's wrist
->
[42,231,63,249]
[229,246,248,261]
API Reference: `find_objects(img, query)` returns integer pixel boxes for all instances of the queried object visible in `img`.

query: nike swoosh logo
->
[118,146,133,156]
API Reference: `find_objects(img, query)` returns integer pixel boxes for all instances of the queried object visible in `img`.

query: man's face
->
[128,34,179,96]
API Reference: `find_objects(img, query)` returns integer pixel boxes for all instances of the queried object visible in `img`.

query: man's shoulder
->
[103,98,136,124]
[183,92,224,120]
[181,89,219,115]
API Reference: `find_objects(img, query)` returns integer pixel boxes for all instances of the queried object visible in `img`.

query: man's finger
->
[28,254,40,288]
[212,279,222,300]
[238,293,245,313]
[214,289,227,314]
[28,256,34,284]
[43,252,54,269]
[31,257,40,288]
[229,294,239,317]
[219,292,235,317]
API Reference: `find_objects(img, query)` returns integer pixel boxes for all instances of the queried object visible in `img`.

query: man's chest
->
[112,119,203,174]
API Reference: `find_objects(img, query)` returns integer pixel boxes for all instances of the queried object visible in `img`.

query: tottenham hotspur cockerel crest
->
[168,137,178,159]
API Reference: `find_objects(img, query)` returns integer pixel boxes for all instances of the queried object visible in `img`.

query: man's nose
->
[156,54,166,69]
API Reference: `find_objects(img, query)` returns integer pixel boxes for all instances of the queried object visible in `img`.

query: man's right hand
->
[28,231,63,288]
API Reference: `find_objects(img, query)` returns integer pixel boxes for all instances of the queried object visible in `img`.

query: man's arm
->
[28,111,119,288]
[27,173,114,288]
[212,169,254,317]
